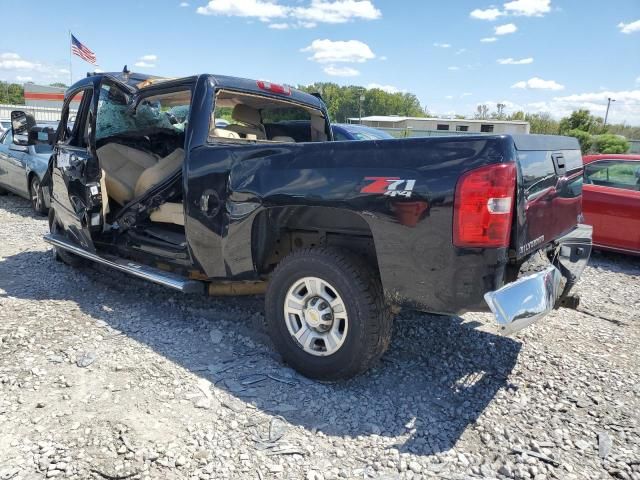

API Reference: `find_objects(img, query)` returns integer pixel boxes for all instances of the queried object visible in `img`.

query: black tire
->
[0,185,7,195]
[29,175,47,215]
[265,248,392,381]
[49,212,85,267]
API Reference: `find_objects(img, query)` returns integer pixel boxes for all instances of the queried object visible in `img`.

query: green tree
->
[566,129,593,153]
[0,81,25,104]
[559,109,605,134]
[49,82,68,88]
[592,134,630,154]
[519,112,559,134]
[607,123,640,140]
[299,83,426,123]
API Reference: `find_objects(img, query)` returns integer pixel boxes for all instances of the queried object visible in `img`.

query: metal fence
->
[0,103,70,122]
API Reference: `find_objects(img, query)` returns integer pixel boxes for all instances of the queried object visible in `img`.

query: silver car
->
[0,111,55,214]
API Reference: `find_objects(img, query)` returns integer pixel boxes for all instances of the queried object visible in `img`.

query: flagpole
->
[68,30,73,86]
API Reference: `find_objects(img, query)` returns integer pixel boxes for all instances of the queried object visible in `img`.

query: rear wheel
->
[0,185,7,195]
[49,212,85,267]
[29,176,47,215]
[265,248,392,381]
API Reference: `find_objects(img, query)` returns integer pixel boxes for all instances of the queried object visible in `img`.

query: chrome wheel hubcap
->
[284,277,348,356]
[31,179,40,209]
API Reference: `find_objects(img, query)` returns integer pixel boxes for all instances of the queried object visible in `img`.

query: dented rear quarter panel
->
[185,106,518,313]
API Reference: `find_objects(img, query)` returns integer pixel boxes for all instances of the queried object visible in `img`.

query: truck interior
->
[93,82,328,268]
[210,89,328,143]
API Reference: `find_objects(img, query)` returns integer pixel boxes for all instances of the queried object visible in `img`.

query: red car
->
[583,154,640,255]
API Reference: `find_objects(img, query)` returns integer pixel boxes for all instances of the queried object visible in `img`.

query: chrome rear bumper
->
[485,266,562,335]
[485,224,592,335]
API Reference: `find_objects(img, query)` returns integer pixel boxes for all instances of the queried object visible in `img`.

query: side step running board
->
[43,234,205,294]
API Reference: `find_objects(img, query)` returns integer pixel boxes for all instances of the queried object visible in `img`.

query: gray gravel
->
[1,193,639,480]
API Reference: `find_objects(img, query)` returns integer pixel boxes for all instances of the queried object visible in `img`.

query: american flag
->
[71,34,97,65]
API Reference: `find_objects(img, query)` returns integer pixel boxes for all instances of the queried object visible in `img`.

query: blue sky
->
[1,0,639,123]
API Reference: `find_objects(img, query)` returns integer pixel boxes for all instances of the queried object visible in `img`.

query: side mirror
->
[11,110,36,146]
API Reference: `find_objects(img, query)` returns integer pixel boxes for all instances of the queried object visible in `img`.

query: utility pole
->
[603,97,615,127]
[359,91,365,124]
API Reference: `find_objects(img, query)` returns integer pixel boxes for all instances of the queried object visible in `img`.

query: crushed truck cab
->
[43,70,592,380]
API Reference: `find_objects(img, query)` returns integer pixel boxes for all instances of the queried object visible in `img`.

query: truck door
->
[49,86,102,252]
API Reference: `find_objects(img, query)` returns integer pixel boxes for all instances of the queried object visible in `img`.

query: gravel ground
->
[1,193,639,480]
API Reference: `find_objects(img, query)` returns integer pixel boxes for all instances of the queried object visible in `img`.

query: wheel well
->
[252,206,379,276]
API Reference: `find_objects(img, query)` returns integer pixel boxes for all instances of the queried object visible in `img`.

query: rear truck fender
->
[249,206,381,278]
[484,224,592,335]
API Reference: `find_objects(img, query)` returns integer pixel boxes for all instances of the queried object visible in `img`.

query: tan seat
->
[272,136,295,143]
[150,202,184,226]
[211,128,240,139]
[134,148,185,197]
[98,143,158,205]
[226,104,266,139]
[310,114,328,142]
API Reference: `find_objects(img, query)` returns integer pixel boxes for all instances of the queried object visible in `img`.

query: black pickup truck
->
[40,70,592,380]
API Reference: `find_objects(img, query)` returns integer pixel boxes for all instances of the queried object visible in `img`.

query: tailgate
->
[512,135,583,258]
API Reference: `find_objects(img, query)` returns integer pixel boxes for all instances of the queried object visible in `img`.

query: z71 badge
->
[360,177,416,198]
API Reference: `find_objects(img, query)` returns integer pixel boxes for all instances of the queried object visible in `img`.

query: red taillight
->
[257,81,291,96]
[453,163,516,248]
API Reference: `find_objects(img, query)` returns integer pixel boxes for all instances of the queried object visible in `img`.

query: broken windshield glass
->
[96,85,191,140]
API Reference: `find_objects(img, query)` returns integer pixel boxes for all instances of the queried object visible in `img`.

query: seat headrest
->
[232,104,261,126]
[212,128,240,139]
[272,136,295,143]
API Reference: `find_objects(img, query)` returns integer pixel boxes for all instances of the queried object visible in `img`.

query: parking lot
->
[0,193,638,480]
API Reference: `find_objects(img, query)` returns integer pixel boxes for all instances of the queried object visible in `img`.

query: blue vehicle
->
[0,111,56,214]
[331,123,394,141]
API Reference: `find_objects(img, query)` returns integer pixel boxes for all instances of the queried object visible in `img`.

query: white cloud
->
[379,55,388,61]
[196,0,288,18]
[618,19,640,34]
[503,0,550,16]
[433,42,451,48]
[481,37,498,43]
[448,66,460,71]
[0,52,73,83]
[445,95,454,100]
[323,65,360,76]
[527,90,640,124]
[302,39,375,63]
[179,1,190,6]
[455,48,467,55]
[268,22,289,29]
[495,23,517,35]
[134,54,158,68]
[470,0,551,22]
[293,0,381,24]
[0,52,40,70]
[366,83,401,94]
[498,57,534,64]
[636,76,640,84]
[470,8,503,20]
[511,77,564,90]
[461,92,473,97]
[196,0,381,26]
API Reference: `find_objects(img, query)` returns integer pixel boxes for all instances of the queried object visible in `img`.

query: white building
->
[349,115,530,135]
